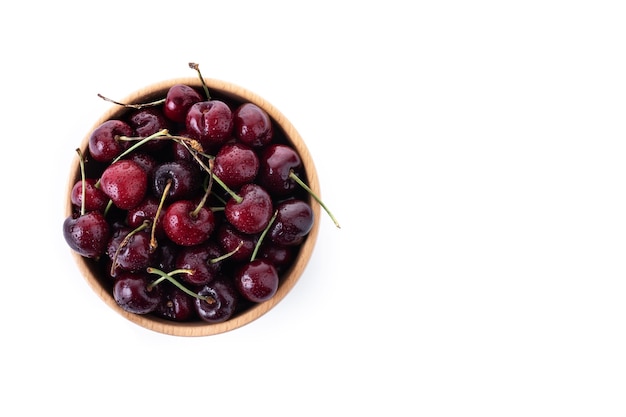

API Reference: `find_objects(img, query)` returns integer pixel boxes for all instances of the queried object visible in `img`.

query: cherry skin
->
[258,243,295,274]
[195,279,240,323]
[174,242,223,286]
[216,222,258,262]
[269,199,314,246]
[185,100,234,152]
[88,119,133,163]
[233,102,274,148]
[99,159,148,210]
[163,84,203,123]
[128,107,170,152]
[113,271,162,315]
[258,144,302,196]
[70,179,108,212]
[106,226,154,273]
[235,259,279,303]
[152,160,202,202]
[212,142,260,189]
[162,200,216,246]
[155,285,198,322]
[125,195,164,238]
[225,183,273,235]
[63,211,111,259]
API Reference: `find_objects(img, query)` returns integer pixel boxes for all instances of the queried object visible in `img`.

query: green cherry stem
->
[289,170,340,228]
[176,138,242,203]
[250,209,279,262]
[112,128,170,164]
[146,267,215,303]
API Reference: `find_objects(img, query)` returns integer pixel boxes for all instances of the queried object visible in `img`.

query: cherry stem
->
[75,148,86,216]
[146,266,215,304]
[176,138,242,203]
[211,241,244,264]
[190,156,214,218]
[97,93,166,109]
[250,209,279,262]
[150,179,172,252]
[289,170,341,228]
[112,128,170,164]
[110,220,151,276]
[189,62,211,100]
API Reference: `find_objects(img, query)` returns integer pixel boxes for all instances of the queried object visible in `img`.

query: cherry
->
[212,142,259,189]
[162,199,216,246]
[88,119,133,163]
[225,183,273,234]
[70,178,108,212]
[185,100,233,151]
[155,285,198,322]
[235,259,279,303]
[269,199,314,246]
[194,279,240,323]
[233,102,274,148]
[216,222,258,262]
[128,108,170,152]
[106,224,154,273]
[125,196,163,236]
[99,159,148,210]
[258,144,302,196]
[63,211,111,259]
[152,160,202,202]
[163,84,203,123]
[174,242,223,286]
[113,271,162,315]
[258,243,295,274]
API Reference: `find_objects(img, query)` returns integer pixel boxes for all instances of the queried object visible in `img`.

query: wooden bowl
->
[65,77,320,336]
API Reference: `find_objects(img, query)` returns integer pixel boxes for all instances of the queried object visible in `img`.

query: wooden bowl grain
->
[65,77,320,336]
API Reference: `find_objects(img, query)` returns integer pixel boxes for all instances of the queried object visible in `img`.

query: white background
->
[2,1,626,415]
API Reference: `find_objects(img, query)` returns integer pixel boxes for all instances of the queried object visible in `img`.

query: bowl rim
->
[65,77,321,337]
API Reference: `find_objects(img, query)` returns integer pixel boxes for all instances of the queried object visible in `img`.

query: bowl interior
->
[65,77,320,336]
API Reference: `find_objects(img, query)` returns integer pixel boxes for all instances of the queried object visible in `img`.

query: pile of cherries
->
[63,65,337,324]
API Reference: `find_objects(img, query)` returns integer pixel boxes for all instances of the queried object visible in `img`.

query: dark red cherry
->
[125,196,164,237]
[258,144,302,196]
[195,279,240,323]
[163,84,203,123]
[70,179,108,212]
[235,259,279,303]
[113,271,162,315]
[106,226,154,272]
[155,285,198,322]
[127,107,170,152]
[152,160,202,202]
[99,159,148,210]
[63,211,111,259]
[233,102,274,148]
[174,242,223,286]
[216,222,258,262]
[185,100,233,152]
[258,243,295,274]
[212,142,259,189]
[88,119,133,163]
[162,200,216,246]
[269,199,314,246]
[225,183,273,234]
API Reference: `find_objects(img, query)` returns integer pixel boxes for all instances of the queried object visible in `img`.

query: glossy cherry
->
[212,142,259,189]
[233,102,274,148]
[88,119,133,163]
[63,211,111,259]
[225,183,273,234]
[99,159,148,210]
[163,84,203,123]
[162,199,216,246]
[235,259,279,303]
